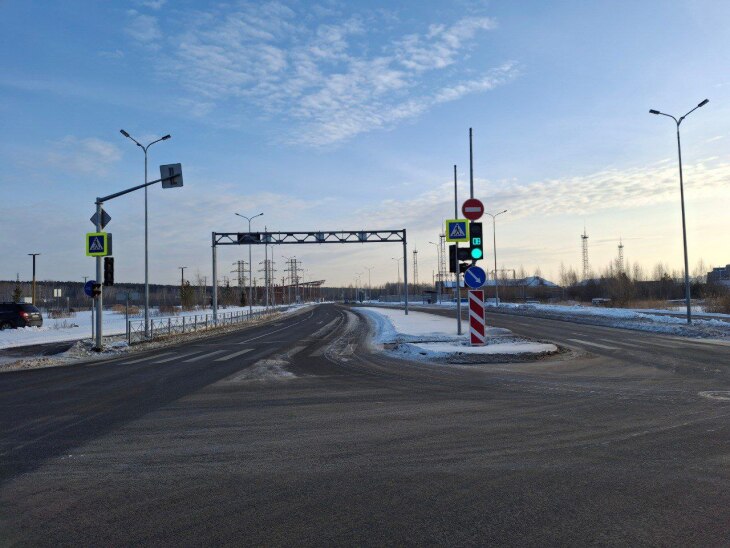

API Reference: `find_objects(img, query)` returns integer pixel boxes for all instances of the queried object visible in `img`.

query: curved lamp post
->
[120,130,171,337]
[649,98,709,324]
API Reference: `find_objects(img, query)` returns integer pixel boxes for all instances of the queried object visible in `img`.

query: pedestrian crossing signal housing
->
[469,222,483,260]
[91,283,102,298]
[104,257,114,286]
[449,245,471,272]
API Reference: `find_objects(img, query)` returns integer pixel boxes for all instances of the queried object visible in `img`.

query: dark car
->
[0,303,43,329]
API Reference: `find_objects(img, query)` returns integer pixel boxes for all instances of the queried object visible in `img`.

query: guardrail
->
[127,308,278,344]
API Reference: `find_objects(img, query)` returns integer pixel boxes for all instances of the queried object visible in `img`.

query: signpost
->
[90,209,112,230]
[85,232,112,257]
[461,198,484,221]
[468,289,486,346]
[445,219,469,242]
[464,265,487,289]
[84,280,97,297]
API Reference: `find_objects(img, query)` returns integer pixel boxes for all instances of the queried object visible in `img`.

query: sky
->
[1,0,729,287]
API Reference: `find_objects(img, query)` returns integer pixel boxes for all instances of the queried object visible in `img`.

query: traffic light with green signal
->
[469,222,483,261]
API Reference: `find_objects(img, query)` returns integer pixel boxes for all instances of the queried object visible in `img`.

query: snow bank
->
[0,304,300,350]
[359,307,557,362]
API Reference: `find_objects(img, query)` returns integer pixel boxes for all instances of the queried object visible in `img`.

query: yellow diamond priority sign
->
[86,232,112,257]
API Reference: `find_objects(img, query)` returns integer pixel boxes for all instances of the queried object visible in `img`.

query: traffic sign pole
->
[94,200,103,350]
[468,289,486,346]
[454,165,461,335]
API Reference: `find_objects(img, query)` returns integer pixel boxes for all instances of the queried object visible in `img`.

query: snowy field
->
[359,307,557,360]
[373,300,730,338]
[0,304,281,350]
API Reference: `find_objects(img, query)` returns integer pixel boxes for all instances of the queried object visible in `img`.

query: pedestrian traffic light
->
[92,283,102,298]
[469,222,483,261]
[103,257,114,286]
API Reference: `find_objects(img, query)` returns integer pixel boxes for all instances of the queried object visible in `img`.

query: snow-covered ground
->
[0,304,288,350]
[359,307,557,361]
[373,300,730,338]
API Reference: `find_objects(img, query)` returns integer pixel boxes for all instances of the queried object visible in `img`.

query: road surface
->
[1,303,730,545]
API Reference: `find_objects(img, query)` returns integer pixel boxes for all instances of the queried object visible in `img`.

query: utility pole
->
[28,253,40,305]
[454,164,462,335]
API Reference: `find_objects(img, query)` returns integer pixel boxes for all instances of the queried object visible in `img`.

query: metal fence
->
[127,308,278,344]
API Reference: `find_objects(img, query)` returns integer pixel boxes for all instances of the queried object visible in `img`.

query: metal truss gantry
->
[211,229,409,320]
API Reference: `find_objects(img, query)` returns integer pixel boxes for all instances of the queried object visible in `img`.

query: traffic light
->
[91,283,102,298]
[449,245,471,272]
[469,222,484,261]
[103,257,114,286]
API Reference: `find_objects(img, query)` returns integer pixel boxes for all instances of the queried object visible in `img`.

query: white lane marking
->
[214,348,254,362]
[120,352,174,364]
[236,316,314,345]
[566,338,618,350]
[154,352,202,363]
[609,340,641,348]
[183,350,226,362]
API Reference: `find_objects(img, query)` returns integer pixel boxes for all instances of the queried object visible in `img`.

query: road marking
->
[154,352,202,363]
[120,352,174,364]
[566,338,618,350]
[609,340,641,348]
[286,345,306,358]
[214,348,254,361]
[236,316,312,345]
[183,350,226,362]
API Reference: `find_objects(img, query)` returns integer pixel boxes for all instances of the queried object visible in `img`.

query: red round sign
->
[461,198,484,220]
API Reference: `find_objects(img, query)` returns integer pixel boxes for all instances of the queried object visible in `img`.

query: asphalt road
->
[1,303,730,546]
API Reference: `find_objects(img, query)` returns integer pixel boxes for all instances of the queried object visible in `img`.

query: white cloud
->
[137,0,166,9]
[351,158,730,229]
[125,10,162,44]
[45,136,122,175]
[149,4,509,145]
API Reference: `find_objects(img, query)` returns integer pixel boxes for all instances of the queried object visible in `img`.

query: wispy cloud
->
[148,4,511,145]
[45,136,122,175]
[125,10,162,44]
[352,158,730,229]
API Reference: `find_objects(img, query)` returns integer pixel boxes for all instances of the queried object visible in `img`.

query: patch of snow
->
[359,307,557,361]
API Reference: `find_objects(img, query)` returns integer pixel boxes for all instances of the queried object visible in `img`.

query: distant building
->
[707,265,730,286]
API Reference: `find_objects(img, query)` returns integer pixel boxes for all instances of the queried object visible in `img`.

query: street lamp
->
[120,129,171,337]
[235,212,264,316]
[485,210,507,306]
[649,98,709,324]
[28,253,40,305]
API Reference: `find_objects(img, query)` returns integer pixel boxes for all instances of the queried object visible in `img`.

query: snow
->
[0,304,301,350]
[359,306,557,361]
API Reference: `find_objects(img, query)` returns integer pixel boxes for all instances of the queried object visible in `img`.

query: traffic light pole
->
[94,200,103,351]
[454,165,462,335]
[91,170,182,351]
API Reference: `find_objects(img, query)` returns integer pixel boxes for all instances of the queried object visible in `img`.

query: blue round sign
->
[464,266,487,289]
[84,280,97,297]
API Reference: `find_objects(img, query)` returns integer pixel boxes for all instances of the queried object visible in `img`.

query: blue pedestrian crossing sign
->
[445,219,469,242]
[464,266,487,289]
[85,232,112,257]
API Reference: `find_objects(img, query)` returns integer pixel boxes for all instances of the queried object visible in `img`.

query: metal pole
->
[676,124,692,324]
[29,254,38,305]
[493,215,499,306]
[248,219,253,314]
[403,231,409,315]
[264,226,269,309]
[212,233,218,322]
[454,165,462,335]
[469,127,474,199]
[94,200,103,350]
[144,147,149,338]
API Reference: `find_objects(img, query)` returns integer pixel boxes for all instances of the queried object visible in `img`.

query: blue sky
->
[1,0,729,286]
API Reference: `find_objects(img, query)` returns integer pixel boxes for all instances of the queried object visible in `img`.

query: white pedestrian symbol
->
[89,237,104,252]
[450,223,466,238]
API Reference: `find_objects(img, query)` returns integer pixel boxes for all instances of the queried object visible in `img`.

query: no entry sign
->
[462,198,484,221]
